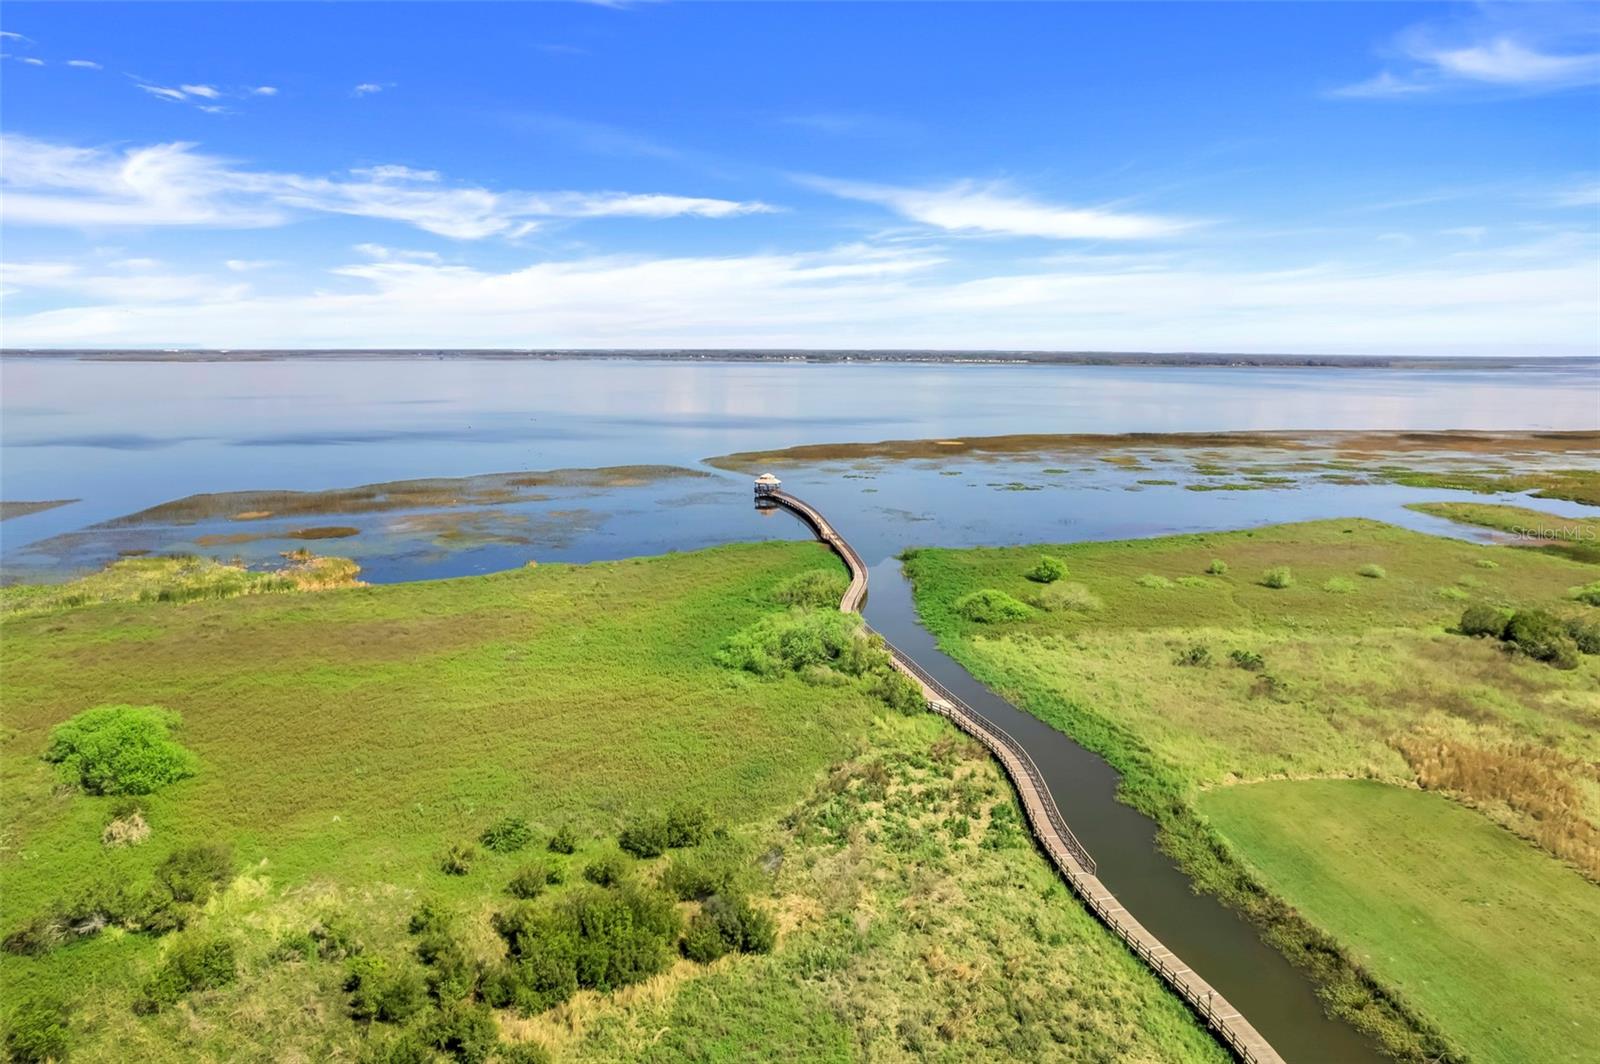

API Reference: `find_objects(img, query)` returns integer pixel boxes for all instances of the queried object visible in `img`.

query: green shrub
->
[403,904,450,944]
[1173,644,1211,667]
[1135,574,1174,590]
[423,1000,499,1064]
[953,589,1032,623]
[1228,649,1266,672]
[498,1044,554,1064]
[3,914,63,958]
[417,930,478,1003]
[1474,558,1500,570]
[440,843,476,876]
[155,843,234,904]
[1570,581,1600,607]
[43,704,198,796]
[582,851,633,887]
[3,996,71,1064]
[686,893,775,958]
[660,846,746,902]
[617,815,670,859]
[358,1030,437,1064]
[665,804,712,849]
[506,864,552,900]
[1435,585,1470,601]
[680,913,730,964]
[770,568,848,608]
[479,817,533,854]
[546,824,578,855]
[491,886,680,1005]
[345,955,428,1024]
[867,667,926,715]
[1321,577,1356,594]
[135,935,237,1014]
[1459,604,1511,639]
[1261,566,1294,589]
[1357,564,1386,579]
[716,609,867,676]
[982,803,1025,849]
[1206,559,1229,575]
[1025,556,1067,583]
[1564,617,1600,656]
[1504,610,1580,669]
[1033,581,1102,612]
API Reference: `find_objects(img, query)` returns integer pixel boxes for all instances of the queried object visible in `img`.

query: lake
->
[4,357,1597,581]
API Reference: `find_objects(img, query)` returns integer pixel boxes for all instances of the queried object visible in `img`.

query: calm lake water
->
[3,357,1597,577]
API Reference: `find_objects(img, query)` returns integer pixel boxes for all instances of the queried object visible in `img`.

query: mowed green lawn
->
[905,518,1600,1061]
[1202,780,1600,1064]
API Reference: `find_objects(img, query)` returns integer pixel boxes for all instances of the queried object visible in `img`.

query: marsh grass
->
[0,552,362,617]
[905,519,1600,1062]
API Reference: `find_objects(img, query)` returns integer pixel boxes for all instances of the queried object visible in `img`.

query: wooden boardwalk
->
[767,489,1286,1064]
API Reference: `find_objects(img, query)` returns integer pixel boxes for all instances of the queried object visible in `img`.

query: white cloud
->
[224,259,277,272]
[180,83,222,99]
[251,85,278,96]
[4,241,1593,356]
[1336,9,1600,98]
[1550,179,1600,207]
[0,134,777,238]
[0,31,31,42]
[135,83,191,102]
[352,83,386,96]
[18,56,45,66]
[67,59,102,70]
[804,176,1197,240]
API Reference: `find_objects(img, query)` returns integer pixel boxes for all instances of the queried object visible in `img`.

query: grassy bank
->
[1,541,1222,1062]
[1202,780,1600,1064]
[1407,501,1600,564]
[904,519,1600,1062]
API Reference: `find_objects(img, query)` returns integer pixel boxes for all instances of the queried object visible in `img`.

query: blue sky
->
[1,1,1596,353]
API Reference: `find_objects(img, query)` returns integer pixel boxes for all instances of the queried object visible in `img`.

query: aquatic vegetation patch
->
[768,567,848,608]
[0,499,78,521]
[952,588,1032,623]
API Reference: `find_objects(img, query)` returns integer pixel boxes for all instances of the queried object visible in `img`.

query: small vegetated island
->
[905,517,1600,1064]
[1,540,1226,1063]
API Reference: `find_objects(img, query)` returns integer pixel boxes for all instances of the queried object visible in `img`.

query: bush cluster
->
[1460,606,1597,670]
[1357,563,1387,579]
[1173,644,1211,667]
[43,704,198,796]
[3,997,71,1064]
[1135,574,1174,590]
[1024,555,1067,584]
[581,851,632,887]
[617,803,712,859]
[3,843,234,957]
[770,568,849,608]
[680,893,776,963]
[134,934,237,1014]
[478,817,533,855]
[486,885,682,1013]
[1228,649,1266,672]
[717,608,924,714]
[546,824,579,855]
[506,863,556,900]
[439,843,476,876]
[953,589,1032,623]
[1032,581,1102,613]
[1205,559,1229,575]
[1261,566,1294,589]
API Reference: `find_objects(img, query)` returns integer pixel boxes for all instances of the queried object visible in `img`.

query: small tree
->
[1025,556,1068,584]
[44,705,198,796]
[1459,604,1510,639]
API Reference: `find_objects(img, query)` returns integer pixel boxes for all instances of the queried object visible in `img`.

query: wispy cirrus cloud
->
[802,176,1199,241]
[0,134,777,239]
[4,239,1594,356]
[66,59,102,70]
[352,82,389,97]
[1334,5,1600,98]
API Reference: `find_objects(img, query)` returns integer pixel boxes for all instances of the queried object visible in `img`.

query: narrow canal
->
[853,547,1390,1064]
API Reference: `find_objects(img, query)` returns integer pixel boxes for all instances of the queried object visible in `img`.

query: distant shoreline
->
[3,348,1597,370]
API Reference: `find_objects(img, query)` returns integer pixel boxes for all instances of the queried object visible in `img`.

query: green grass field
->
[1202,780,1600,1064]
[905,518,1600,1061]
[1,541,1223,1063]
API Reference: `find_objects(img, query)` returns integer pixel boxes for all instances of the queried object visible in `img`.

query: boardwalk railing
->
[763,488,1286,1064]
[872,630,1098,876]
